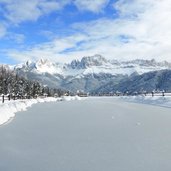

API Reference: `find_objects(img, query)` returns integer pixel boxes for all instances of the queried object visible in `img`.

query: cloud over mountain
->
[0,0,171,63]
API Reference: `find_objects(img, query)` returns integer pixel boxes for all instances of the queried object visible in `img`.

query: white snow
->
[36,61,64,75]
[1,95,171,127]
[0,96,82,126]
[1,97,171,171]
[13,57,171,77]
[120,95,171,108]
[80,63,169,76]
[43,63,169,77]
[61,95,82,101]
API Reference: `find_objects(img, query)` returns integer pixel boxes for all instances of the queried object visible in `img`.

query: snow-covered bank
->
[61,95,82,101]
[0,96,82,126]
[121,95,171,108]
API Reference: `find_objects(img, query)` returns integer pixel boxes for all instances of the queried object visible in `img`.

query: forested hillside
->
[0,65,65,97]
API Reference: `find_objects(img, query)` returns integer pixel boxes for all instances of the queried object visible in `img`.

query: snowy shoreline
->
[0,96,81,126]
[1,95,171,126]
[120,95,171,108]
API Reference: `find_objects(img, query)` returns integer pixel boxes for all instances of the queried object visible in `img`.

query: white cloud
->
[1,0,69,24]
[39,30,57,40]
[69,0,171,61]
[6,34,88,62]
[5,32,25,44]
[73,0,110,13]
[113,0,154,18]
[4,0,171,62]
[0,24,6,38]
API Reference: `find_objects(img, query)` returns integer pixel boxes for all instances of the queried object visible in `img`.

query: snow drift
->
[61,95,82,101]
[0,96,82,126]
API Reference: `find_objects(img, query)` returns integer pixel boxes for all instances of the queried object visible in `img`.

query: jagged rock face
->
[14,55,171,76]
[12,55,171,93]
[80,55,108,68]
[70,55,108,69]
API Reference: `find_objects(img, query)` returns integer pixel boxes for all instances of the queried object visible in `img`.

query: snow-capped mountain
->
[13,55,171,93]
[14,55,171,77]
[15,59,64,75]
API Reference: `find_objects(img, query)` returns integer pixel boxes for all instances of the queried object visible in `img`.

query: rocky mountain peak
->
[81,54,108,67]
[70,54,108,69]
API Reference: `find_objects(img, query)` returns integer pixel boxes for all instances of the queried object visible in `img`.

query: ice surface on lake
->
[0,97,171,171]
[0,96,81,125]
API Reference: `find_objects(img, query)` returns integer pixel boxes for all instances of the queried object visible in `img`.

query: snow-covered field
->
[1,95,171,127]
[0,97,171,171]
[0,96,81,126]
[1,95,171,126]
[120,95,171,108]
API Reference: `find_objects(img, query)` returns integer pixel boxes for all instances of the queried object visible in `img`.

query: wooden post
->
[162,90,165,97]
[2,94,4,103]
[8,94,10,101]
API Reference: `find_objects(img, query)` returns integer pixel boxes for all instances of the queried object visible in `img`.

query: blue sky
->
[0,0,171,64]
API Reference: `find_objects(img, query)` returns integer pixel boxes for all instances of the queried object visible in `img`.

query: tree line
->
[0,65,66,98]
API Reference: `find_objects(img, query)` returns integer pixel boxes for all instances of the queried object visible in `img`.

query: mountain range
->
[12,54,171,94]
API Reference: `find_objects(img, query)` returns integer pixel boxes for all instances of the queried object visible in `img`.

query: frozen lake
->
[0,97,171,171]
